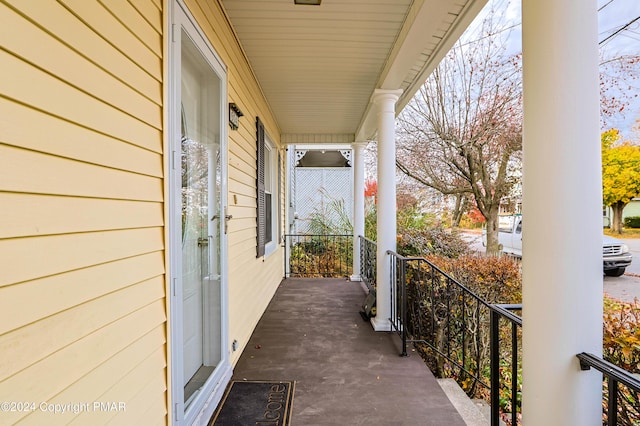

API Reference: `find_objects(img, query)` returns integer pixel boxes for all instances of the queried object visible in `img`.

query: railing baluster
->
[400,257,408,357]
[462,290,466,384]
[512,321,518,426]
[490,309,500,426]
[430,263,436,344]
[608,377,617,426]
[446,277,451,360]
[476,298,481,395]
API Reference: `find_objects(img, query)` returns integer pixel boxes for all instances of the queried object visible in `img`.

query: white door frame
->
[167,1,231,424]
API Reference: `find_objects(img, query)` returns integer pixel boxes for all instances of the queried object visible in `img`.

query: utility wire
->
[600,15,640,45]
[598,0,616,12]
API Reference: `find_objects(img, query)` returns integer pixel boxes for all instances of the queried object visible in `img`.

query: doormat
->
[209,380,295,426]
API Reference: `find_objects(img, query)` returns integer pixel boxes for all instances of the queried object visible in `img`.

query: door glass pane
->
[180,30,222,406]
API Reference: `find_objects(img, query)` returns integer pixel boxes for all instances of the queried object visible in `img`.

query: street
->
[459,229,640,303]
[603,237,640,303]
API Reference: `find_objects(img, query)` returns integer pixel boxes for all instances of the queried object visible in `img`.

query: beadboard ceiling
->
[221,0,487,143]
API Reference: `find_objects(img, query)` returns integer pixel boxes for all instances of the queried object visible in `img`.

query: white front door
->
[170,2,230,422]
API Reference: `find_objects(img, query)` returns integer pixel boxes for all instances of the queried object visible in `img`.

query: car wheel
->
[604,267,625,277]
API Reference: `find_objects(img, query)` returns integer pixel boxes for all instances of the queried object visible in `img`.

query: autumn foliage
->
[602,129,640,234]
[602,295,640,425]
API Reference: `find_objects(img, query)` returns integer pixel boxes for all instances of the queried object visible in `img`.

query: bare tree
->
[396,3,522,254]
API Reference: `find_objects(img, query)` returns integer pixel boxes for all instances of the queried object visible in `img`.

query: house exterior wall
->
[624,199,640,219]
[605,198,640,225]
[602,198,640,228]
[0,0,167,424]
[0,0,283,424]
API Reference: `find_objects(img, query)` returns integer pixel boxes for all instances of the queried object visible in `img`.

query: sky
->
[468,0,640,140]
[598,0,640,139]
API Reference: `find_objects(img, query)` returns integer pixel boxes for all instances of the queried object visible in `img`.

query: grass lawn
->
[604,228,640,238]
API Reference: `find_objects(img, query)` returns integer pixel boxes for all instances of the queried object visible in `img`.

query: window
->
[256,118,278,257]
[264,141,274,245]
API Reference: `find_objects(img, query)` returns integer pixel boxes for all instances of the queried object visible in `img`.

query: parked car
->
[602,235,633,277]
[482,215,632,276]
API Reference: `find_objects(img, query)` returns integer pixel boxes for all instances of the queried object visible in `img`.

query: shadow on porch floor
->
[229,277,467,426]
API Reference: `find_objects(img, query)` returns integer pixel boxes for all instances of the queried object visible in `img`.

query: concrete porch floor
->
[229,277,466,426]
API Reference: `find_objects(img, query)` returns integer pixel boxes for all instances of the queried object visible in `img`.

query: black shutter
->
[277,151,282,241]
[256,117,266,257]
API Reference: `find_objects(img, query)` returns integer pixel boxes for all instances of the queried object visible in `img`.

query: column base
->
[349,274,362,282]
[370,316,391,332]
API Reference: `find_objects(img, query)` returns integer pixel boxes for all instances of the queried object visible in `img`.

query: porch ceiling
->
[221,0,487,144]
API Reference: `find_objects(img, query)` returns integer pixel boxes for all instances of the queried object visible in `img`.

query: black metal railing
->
[490,304,522,426]
[387,250,523,425]
[359,236,377,291]
[284,234,353,277]
[577,352,640,425]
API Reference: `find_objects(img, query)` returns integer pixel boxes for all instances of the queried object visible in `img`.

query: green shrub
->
[623,216,640,228]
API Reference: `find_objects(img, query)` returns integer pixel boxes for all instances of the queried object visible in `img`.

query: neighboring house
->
[289,144,354,234]
[0,1,606,425]
[604,197,640,227]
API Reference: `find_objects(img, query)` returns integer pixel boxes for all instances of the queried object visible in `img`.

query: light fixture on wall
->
[229,103,243,130]
[294,0,321,5]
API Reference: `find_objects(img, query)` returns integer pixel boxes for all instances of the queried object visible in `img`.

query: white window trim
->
[264,135,278,256]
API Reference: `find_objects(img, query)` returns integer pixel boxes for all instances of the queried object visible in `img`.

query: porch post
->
[522,1,602,425]
[351,141,367,282]
[371,89,402,331]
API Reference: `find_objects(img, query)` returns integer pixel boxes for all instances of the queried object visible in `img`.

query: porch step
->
[437,379,498,426]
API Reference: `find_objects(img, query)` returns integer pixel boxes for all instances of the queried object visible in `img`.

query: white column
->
[351,142,367,282]
[522,1,602,425]
[371,89,402,331]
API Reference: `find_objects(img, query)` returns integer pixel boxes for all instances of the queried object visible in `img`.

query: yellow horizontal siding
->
[58,0,162,80]
[0,252,164,336]
[100,0,162,54]
[0,1,167,424]
[0,3,161,128]
[0,301,166,425]
[82,351,167,425]
[228,178,256,199]
[0,193,163,239]
[0,228,164,287]
[229,172,257,194]
[15,326,166,425]
[1,50,161,150]
[0,98,162,177]
[4,0,162,105]
[227,205,257,221]
[0,277,165,382]
[129,0,162,34]
[0,145,163,201]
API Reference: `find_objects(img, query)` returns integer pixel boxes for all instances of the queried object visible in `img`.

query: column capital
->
[351,141,369,150]
[372,88,403,105]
